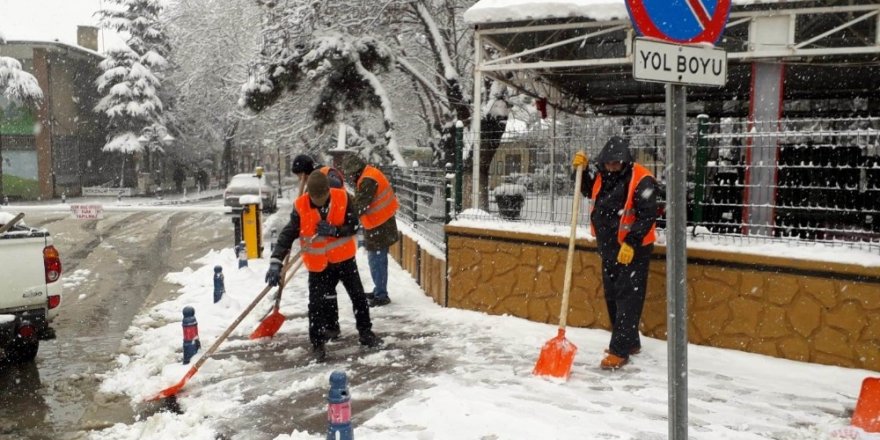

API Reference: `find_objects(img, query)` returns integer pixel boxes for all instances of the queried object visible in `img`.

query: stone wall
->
[389,232,447,306]
[445,225,880,371]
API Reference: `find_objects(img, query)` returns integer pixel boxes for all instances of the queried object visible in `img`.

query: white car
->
[223,173,278,212]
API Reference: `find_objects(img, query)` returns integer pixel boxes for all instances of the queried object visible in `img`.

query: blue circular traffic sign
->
[626,0,732,44]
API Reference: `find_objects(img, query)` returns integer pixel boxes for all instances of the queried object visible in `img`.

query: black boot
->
[312,342,327,362]
[369,296,391,307]
[326,327,341,341]
[359,330,383,348]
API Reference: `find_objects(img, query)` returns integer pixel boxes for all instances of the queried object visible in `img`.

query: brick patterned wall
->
[444,225,880,371]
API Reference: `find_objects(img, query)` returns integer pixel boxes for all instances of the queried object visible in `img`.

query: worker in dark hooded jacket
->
[572,136,658,370]
[340,154,400,307]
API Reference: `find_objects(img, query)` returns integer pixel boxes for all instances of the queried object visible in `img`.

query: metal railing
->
[385,166,449,251]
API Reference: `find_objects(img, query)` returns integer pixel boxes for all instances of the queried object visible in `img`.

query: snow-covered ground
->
[89,243,878,439]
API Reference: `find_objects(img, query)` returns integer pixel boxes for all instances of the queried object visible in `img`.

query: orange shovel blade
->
[250,309,285,339]
[532,329,578,380]
[852,377,880,432]
[146,367,198,402]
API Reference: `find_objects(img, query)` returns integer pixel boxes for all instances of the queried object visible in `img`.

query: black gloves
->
[316,221,338,237]
[265,259,283,286]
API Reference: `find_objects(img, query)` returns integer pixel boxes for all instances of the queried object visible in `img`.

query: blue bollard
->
[236,241,248,269]
[213,265,225,303]
[182,306,201,364]
[327,371,353,440]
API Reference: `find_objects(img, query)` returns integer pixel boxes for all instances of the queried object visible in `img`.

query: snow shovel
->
[852,377,880,432]
[147,256,305,401]
[532,164,584,380]
[250,251,301,339]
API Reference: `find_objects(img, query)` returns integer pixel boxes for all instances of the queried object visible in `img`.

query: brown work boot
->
[600,353,629,370]
[605,346,641,356]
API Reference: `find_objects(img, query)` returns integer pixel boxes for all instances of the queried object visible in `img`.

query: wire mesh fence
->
[384,166,449,251]
[451,115,880,252]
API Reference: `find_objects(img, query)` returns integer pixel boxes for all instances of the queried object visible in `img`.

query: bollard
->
[182,306,201,364]
[327,371,353,440]
[117,191,122,203]
[237,241,248,268]
[3,195,8,205]
[213,265,225,303]
[61,193,66,204]
[270,228,278,251]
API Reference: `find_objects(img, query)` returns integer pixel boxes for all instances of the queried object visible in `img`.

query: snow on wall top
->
[464,0,813,25]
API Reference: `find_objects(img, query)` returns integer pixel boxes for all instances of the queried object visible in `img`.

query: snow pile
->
[0,315,15,324]
[90,242,877,439]
[493,183,527,197]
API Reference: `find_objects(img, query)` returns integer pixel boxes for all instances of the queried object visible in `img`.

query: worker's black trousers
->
[602,245,652,358]
[307,258,372,346]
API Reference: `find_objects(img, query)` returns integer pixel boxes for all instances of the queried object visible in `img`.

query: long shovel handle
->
[559,165,585,330]
[150,256,304,400]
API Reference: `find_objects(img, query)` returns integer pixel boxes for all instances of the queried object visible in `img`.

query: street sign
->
[71,204,104,220]
[633,38,728,87]
[625,0,732,44]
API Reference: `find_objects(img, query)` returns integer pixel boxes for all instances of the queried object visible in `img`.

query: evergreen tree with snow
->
[0,30,43,198]
[95,0,170,186]
[240,1,406,166]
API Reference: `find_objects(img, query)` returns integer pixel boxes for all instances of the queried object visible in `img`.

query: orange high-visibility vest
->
[356,165,399,230]
[295,188,356,272]
[590,163,657,246]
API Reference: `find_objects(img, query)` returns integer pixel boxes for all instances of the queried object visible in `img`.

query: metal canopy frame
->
[469,2,880,208]
[475,4,880,72]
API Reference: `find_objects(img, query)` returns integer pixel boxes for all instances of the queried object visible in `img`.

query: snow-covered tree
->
[95,0,170,185]
[240,0,408,166]
[0,36,43,197]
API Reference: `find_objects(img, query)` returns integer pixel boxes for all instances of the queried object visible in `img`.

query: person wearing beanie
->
[291,153,344,196]
[290,153,347,338]
[571,136,658,370]
[265,172,382,361]
[340,154,399,307]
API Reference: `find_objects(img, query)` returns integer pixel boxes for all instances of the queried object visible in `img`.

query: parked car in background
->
[223,173,277,213]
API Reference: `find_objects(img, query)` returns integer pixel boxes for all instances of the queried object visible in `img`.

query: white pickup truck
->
[0,212,62,362]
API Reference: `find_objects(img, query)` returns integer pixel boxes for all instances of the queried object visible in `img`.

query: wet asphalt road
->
[0,208,232,440]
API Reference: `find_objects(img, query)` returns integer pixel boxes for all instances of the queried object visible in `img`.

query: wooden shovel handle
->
[188,256,304,373]
[559,165,584,330]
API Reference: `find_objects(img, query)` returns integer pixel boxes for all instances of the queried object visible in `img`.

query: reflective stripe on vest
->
[590,163,657,246]
[295,188,357,272]
[357,165,399,230]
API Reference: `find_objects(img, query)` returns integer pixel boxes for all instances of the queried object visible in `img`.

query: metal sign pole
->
[666,83,688,440]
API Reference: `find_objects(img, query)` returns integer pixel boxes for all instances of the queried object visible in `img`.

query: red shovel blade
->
[250,308,285,339]
[532,328,578,380]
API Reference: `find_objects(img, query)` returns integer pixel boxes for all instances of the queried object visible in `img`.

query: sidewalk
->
[90,246,876,440]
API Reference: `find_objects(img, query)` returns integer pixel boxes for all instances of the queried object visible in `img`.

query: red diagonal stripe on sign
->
[686,0,712,28]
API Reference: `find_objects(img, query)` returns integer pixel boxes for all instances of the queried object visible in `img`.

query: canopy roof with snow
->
[465,0,880,116]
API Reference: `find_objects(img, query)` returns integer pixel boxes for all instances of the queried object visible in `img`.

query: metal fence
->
[453,115,880,251]
[384,166,449,251]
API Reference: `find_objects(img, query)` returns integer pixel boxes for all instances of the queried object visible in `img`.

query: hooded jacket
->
[578,136,658,260]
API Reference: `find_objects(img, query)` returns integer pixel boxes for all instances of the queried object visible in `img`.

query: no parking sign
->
[626,0,732,44]
[627,0,731,86]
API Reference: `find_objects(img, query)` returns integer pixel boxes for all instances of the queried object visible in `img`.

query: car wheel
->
[7,340,39,363]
